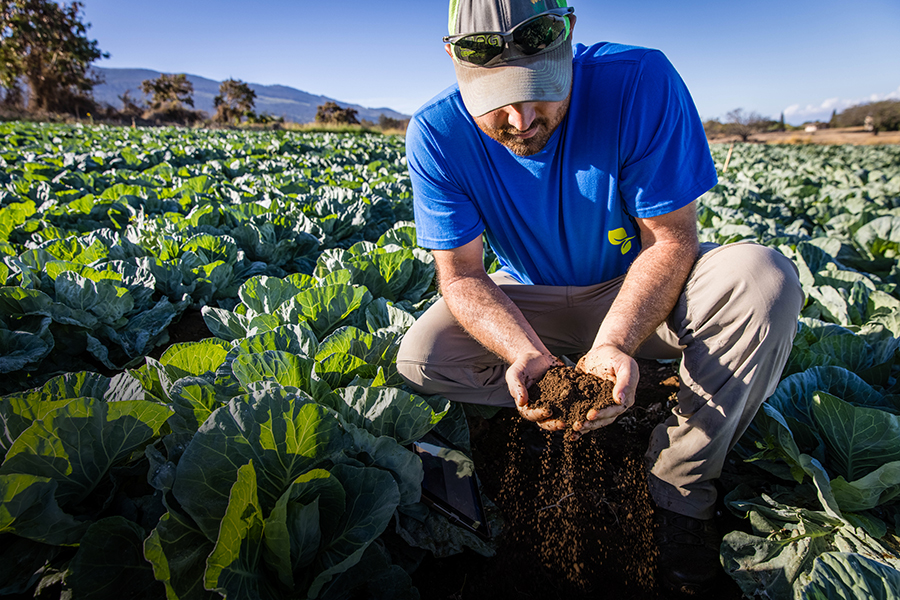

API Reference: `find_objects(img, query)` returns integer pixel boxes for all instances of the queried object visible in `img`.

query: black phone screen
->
[411,431,490,541]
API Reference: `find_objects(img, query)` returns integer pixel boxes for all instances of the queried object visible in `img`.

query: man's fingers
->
[572,414,619,433]
[611,359,636,405]
[518,405,551,421]
[509,376,528,407]
[585,403,628,420]
[572,403,629,431]
[537,418,566,431]
[516,405,566,431]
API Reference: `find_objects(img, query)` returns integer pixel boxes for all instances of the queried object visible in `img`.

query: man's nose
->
[505,103,536,131]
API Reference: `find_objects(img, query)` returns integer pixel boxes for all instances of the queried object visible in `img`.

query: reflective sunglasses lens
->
[513,15,568,55]
[454,34,504,66]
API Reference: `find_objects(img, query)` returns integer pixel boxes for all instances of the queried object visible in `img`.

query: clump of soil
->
[528,365,617,425]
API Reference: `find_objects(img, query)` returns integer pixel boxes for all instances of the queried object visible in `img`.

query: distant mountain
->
[90,67,409,124]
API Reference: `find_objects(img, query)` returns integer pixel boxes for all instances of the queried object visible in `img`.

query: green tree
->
[0,0,107,113]
[315,101,359,125]
[834,100,900,133]
[140,73,194,111]
[213,78,256,125]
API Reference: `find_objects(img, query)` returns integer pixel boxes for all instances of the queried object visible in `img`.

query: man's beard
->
[475,98,570,157]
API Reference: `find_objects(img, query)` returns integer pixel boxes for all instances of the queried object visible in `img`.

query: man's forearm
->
[594,238,698,355]
[441,273,550,365]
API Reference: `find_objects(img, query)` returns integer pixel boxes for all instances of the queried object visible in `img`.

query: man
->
[396,0,804,594]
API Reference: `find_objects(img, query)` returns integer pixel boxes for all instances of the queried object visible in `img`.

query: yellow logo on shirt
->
[608,228,635,255]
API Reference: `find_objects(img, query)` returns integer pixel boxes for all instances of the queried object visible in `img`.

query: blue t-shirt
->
[406,42,718,286]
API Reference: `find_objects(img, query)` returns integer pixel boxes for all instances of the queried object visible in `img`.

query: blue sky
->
[78,0,899,125]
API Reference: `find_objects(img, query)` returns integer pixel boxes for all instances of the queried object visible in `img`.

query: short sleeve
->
[618,51,718,219]
[406,111,485,250]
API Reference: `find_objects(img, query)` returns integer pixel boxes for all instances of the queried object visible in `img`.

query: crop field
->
[0,122,899,599]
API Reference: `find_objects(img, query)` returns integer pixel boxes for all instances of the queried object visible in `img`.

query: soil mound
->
[528,365,616,425]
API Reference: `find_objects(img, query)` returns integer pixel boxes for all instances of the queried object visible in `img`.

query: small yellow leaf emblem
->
[608,228,635,255]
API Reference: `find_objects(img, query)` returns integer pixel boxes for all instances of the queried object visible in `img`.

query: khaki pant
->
[396,242,804,519]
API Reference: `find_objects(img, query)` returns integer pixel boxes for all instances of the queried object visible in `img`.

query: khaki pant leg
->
[396,271,625,406]
[643,242,804,519]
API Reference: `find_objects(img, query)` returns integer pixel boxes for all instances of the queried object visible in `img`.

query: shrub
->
[315,101,359,125]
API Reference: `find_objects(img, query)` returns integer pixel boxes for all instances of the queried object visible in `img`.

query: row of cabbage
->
[2,224,499,600]
[699,143,900,599]
[0,122,414,393]
[0,123,507,600]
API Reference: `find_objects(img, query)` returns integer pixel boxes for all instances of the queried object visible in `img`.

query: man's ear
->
[444,43,453,59]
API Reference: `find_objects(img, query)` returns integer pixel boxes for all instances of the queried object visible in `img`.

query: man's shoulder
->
[573,42,668,70]
[410,85,468,133]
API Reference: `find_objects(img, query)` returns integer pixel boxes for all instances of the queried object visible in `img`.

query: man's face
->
[472,96,570,157]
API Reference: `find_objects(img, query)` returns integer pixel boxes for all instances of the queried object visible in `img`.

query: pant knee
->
[697,242,803,327]
[742,244,804,328]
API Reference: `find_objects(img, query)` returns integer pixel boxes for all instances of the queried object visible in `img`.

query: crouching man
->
[396,0,804,593]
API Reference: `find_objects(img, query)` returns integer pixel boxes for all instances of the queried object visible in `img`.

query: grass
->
[279,121,406,136]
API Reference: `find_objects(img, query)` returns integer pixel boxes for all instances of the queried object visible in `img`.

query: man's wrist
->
[512,349,558,365]
[590,340,631,356]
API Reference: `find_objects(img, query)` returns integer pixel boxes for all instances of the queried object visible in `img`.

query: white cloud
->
[782,85,900,124]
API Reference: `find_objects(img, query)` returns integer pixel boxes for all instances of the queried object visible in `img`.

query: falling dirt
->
[503,365,657,595]
[411,358,746,600]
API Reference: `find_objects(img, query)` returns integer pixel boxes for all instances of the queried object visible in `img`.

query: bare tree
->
[725,108,767,142]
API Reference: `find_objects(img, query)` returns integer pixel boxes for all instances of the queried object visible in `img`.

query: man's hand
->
[433,237,566,433]
[570,345,639,438]
[506,351,566,431]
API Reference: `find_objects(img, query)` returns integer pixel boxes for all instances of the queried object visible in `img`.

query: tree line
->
[0,0,409,130]
[705,101,900,141]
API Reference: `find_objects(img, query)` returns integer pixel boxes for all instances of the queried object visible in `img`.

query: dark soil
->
[411,359,747,600]
[528,365,617,425]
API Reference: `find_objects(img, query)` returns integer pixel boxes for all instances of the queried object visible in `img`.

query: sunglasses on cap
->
[443,7,574,67]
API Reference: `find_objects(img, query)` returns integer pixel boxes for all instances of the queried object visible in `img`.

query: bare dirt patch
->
[709,126,900,146]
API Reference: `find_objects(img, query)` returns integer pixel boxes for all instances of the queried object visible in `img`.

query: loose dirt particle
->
[494,365,658,594]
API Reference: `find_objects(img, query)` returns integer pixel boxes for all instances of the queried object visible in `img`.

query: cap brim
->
[454,41,573,117]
